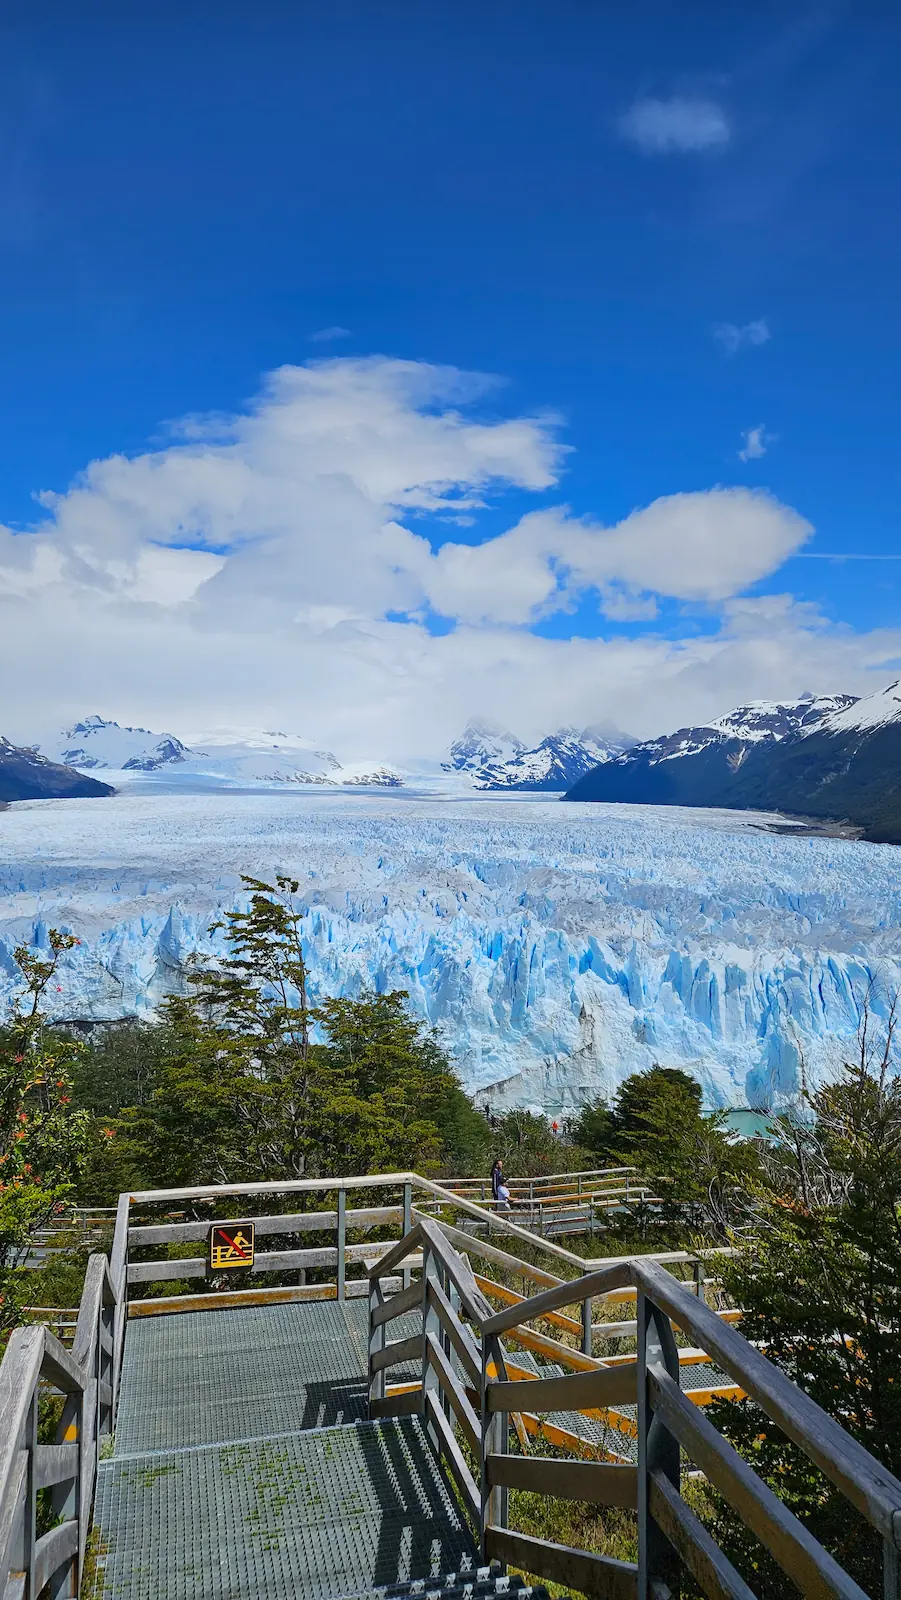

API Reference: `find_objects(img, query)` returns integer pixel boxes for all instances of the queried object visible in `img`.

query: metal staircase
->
[3,1170,901,1599]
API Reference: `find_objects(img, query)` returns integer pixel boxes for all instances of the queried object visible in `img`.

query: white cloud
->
[714,319,771,355]
[618,96,730,154]
[738,425,770,462]
[424,491,811,624]
[0,356,896,757]
[311,326,351,343]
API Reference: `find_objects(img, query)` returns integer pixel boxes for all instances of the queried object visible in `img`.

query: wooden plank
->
[366,1220,424,1280]
[425,1391,480,1523]
[436,1220,562,1291]
[0,1449,28,1581]
[649,1470,756,1600]
[483,1262,635,1337]
[502,1321,611,1374]
[426,1276,481,1390]
[128,1205,401,1246]
[425,1333,480,1455]
[593,1308,743,1343]
[370,1391,422,1419]
[38,1331,85,1396]
[485,1527,638,1599]
[127,1239,391,1284]
[369,1336,422,1374]
[649,1367,872,1600]
[131,1171,417,1203]
[128,1280,392,1317]
[487,1454,638,1509]
[33,1518,78,1596]
[638,1257,901,1549]
[33,1444,78,1492]
[489,1362,637,1415]
[371,1279,423,1328]
[474,1273,583,1338]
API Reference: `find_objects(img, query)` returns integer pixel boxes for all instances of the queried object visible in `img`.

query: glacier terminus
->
[1,788,899,1114]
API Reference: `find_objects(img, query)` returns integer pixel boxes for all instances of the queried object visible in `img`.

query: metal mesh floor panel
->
[95,1417,477,1600]
[116,1300,419,1454]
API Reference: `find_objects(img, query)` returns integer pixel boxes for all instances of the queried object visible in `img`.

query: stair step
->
[94,1416,477,1599]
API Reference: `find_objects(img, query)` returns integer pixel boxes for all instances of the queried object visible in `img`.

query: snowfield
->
[1,789,899,1112]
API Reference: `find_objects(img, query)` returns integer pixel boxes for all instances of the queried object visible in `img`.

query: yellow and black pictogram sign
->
[208,1221,255,1272]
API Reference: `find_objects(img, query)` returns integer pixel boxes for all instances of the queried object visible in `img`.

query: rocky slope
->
[565,687,901,845]
[0,735,115,802]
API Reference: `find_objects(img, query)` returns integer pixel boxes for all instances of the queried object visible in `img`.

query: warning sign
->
[208,1221,255,1272]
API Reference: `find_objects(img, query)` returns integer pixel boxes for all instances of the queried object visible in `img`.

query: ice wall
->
[1,791,899,1111]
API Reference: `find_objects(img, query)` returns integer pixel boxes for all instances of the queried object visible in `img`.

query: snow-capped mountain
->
[475,726,628,791]
[620,695,857,770]
[566,685,901,845]
[816,679,901,735]
[184,728,343,784]
[46,716,190,772]
[0,734,114,803]
[443,719,525,774]
[40,717,406,790]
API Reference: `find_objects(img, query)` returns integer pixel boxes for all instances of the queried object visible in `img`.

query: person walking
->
[490,1157,504,1203]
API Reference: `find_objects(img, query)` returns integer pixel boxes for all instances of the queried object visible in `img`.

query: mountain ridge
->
[564,686,901,844]
[0,734,115,803]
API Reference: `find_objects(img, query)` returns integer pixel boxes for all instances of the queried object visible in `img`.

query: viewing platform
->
[2,1170,900,1599]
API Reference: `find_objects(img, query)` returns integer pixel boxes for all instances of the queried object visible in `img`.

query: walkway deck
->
[93,1302,475,1600]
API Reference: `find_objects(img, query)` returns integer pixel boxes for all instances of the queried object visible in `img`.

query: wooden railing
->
[368,1214,901,1600]
[0,1254,117,1598]
[0,1170,818,1599]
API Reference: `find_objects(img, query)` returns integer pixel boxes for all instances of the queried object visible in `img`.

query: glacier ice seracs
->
[1,789,899,1113]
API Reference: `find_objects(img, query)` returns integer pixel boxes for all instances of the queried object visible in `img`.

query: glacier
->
[1,789,900,1112]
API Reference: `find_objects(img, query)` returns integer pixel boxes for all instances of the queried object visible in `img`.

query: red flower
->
[102,1128,115,1139]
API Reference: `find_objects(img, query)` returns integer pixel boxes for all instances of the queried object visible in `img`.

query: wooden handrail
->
[364,1177,901,1597]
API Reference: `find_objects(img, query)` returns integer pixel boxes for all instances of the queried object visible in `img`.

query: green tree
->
[573,1066,759,1233]
[486,1109,576,1177]
[0,932,96,1336]
[111,876,486,1189]
[709,1006,901,1597]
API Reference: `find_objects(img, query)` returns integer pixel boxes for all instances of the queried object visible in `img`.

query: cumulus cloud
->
[311,326,351,343]
[714,319,771,355]
[618,96,730,154]
[0,356,896,756]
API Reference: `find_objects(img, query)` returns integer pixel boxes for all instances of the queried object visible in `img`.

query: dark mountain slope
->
[564,684,901,845]
[0,736,115,802]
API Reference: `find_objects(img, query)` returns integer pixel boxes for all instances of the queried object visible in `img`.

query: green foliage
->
[572,1065,759,1234]
[485,1109,578,1177]
[709,1007,901,1597]
[95,876,487,1192]
[72,1018,169,1114]
[0,931,96,1335]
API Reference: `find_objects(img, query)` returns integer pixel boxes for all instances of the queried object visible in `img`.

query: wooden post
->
[421,1247,441,1449]
[23,1389,38,1600]
[336,1188,346,1303]
[480,1333,508,1564]
[885,1538,901,1599]
[692,1258,705,1304]
[369,1277,386,1409]
[402,1181,413,1292]
[581,1296,592,1356]
[637,1288,681,1600]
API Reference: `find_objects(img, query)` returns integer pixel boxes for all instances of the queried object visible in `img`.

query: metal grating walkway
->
[95,1416,477,1600]
[93,1300,465,1599]
[114,1300,392,1454]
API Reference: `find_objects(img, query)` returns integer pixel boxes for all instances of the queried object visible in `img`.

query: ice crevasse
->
[0,791,899,1112]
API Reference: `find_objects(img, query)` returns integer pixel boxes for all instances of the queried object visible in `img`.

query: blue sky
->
[1,3,900,755]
